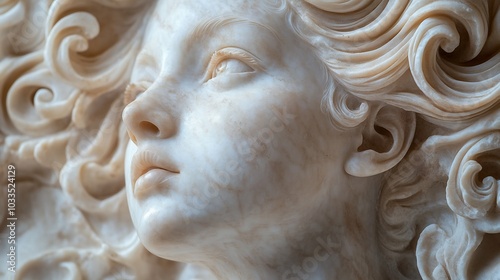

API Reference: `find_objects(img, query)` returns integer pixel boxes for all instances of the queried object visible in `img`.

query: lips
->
[131,149,180,196]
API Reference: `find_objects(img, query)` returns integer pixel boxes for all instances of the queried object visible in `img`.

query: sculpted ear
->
[345,105,416,177]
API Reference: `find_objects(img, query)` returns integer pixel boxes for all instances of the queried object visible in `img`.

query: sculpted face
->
[122,0,360,261]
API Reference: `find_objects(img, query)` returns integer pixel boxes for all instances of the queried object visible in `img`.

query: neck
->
[198,176,385,280]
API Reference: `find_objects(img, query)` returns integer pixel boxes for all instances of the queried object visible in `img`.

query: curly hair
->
[272,0,500,278]
[1,0,498,279]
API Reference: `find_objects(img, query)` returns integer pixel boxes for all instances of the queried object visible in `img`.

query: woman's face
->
[123,0,358,259]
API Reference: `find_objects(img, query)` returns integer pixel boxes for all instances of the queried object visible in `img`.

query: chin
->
[134,206,198,259]
[138,224,206,264]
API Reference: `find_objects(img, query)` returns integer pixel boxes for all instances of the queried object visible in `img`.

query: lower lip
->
[134,169,178,197]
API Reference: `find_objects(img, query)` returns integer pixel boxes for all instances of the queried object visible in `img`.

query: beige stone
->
[0,0,499,279]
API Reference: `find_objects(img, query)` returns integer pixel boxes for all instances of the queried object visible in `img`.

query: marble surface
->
[0,0,499,279]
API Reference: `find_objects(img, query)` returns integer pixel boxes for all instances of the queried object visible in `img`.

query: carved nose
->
[122,97,176,144]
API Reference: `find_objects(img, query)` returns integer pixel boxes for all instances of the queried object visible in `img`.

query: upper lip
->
[131,149,180,187]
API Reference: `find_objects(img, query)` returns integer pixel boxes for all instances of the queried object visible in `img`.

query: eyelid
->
[203,47,265,82]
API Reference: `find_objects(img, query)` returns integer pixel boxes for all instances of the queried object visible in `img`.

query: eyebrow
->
[128,15,282,97]
[192,16,282,43]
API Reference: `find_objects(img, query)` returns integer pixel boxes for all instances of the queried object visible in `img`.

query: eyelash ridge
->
[204,47,264,82]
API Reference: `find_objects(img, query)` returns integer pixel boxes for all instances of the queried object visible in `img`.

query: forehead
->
[135,0,287,75]
[146,0,280,39]
[152,0,273,19]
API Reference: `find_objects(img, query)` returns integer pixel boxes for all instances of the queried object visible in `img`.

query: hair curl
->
[274,0,500,278]
[1,0,498,279]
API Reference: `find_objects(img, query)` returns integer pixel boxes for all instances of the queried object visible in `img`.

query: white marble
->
[0,0,499,279]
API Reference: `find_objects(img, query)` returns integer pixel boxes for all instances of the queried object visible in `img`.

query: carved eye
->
[205,47,263,82]
[212,59,254,78]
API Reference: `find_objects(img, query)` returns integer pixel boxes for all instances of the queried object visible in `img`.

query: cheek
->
[175,77,336,207]
[183,82,330,178]
[181,107,321,200]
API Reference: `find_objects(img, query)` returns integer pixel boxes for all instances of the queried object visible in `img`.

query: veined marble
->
[0,0,499,279]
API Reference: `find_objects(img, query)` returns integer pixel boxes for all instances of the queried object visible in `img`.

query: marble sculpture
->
[0,0,499,279]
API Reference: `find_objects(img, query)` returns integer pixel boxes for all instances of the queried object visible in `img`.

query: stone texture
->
[0,0,499,279]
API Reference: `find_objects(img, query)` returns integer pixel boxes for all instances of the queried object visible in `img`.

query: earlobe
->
[345,105,416,177]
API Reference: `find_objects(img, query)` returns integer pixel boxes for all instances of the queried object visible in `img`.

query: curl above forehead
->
[272,0,500,127]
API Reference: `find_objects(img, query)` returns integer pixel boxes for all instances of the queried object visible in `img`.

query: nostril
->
[139,121,160,136]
